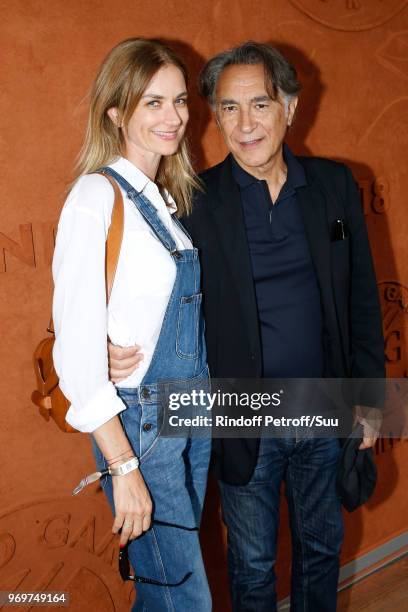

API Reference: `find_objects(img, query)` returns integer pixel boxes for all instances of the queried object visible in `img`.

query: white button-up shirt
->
[52,157,192,433]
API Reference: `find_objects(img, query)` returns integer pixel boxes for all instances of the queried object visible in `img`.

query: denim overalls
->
[92,167,211,612]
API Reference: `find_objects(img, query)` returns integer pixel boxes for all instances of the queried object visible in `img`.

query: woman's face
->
[113,64,189,172]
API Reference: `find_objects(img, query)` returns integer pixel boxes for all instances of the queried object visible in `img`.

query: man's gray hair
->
[198,41,301,107]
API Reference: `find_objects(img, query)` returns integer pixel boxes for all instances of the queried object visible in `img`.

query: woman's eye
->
[147,100,160,108]
[175,98,187,106]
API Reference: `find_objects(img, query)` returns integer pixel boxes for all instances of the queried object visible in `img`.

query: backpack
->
[31,172,124,432]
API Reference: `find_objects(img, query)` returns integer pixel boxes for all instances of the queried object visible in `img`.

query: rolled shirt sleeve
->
[52,174,126,432]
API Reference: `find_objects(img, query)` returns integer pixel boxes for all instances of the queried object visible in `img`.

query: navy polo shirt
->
[231,144,324,377]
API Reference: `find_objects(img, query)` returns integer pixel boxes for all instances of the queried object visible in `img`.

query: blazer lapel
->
[295,169,341,345]
[211,156,261,353]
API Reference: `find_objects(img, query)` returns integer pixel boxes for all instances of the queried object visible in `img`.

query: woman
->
[52,38,211,611]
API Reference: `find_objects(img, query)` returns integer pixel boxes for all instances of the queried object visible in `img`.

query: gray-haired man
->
[109,42,384,611]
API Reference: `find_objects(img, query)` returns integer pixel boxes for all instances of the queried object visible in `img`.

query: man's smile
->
[239,137,264,148]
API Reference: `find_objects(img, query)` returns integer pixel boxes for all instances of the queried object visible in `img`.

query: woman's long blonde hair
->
[75,38,200,216]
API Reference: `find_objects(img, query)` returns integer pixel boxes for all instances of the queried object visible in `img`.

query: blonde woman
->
[52,38,211,611]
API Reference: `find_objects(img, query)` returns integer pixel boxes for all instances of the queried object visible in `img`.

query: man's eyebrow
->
[218,98,238,105]
[218,95,271,105]
[251,95,271,103]
[141,91,188,99]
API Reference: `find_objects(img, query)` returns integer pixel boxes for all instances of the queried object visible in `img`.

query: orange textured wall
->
[1,1,408,609]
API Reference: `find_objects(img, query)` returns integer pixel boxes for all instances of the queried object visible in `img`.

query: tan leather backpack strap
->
[96,172,124,304]
[47,172,124,334]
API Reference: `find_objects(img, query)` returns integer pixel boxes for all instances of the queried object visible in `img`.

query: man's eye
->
[222,106,237,113]
[255,103,268,110]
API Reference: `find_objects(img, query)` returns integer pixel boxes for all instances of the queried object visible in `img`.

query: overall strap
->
[99,166,178,254]
[172,214,193,243]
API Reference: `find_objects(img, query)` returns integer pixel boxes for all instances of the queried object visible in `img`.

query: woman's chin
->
[157,141,182,157]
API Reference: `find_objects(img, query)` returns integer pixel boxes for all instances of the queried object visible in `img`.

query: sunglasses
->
[119,519,198,587]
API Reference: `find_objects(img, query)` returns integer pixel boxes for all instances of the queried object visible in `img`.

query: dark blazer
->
[182,153,385,485]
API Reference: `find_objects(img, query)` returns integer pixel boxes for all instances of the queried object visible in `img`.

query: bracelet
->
[107,455,135,467]
[106,449,134,464]
[110,456,139,476]
[108,457,133,467]
[72,456,140,495]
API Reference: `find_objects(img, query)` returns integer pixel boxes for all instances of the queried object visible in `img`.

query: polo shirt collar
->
[283,143,307,190]
[230,143,307,192]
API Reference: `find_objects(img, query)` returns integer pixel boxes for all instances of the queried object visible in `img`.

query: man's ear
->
[214,109,222,131]
[107,107,122,128]
[287,96,298,127]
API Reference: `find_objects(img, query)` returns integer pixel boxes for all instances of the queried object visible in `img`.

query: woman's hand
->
[112,468,152,545]
[92,415,151,545]
[108,341,144,383]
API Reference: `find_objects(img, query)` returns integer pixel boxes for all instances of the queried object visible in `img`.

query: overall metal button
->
[143,423,152,432]
[141,388,150,399]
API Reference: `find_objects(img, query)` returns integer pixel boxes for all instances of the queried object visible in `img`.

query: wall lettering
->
[41,513,70,549]
[0,179,388,275]
[0,499,133,609]
[0,222,57,273]
[358,177,390,215]
[379,282,408,377]
[0,533,16,570]
[290,0,408,32]
[385,330,401,363]
[0,224,35,272]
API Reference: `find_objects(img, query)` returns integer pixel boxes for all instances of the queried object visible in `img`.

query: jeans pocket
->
[176,293,202,359]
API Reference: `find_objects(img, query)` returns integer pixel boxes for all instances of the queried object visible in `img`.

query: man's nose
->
[238,108,256,133]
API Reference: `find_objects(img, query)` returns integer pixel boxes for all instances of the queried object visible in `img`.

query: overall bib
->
[92,168,212,611]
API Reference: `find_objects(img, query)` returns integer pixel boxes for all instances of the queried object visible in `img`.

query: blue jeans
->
[218,437,343,612]
[94,387,211,611]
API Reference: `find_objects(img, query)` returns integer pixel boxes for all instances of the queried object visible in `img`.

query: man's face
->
[214,63,297,175]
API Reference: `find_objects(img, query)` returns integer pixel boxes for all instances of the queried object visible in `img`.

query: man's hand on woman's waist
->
[108,342,144,383]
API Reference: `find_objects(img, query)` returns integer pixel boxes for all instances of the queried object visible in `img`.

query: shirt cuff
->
[64,381,126,433]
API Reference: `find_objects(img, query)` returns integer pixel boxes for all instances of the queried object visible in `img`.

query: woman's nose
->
[163,104,183,126]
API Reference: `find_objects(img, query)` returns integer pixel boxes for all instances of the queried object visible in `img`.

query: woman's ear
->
[107,107,122,127]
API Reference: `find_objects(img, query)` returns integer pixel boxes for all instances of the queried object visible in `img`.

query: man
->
[110,42,385,611]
